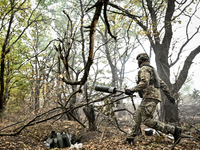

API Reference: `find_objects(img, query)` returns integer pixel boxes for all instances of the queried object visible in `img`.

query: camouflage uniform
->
[127,53,175,138]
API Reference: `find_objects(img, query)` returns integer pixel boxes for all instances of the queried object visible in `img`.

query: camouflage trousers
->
[129,99,175,137]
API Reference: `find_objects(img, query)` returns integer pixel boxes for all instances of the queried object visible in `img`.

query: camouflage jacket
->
[132,62,170,101]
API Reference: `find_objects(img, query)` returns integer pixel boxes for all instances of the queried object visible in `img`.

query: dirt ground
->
[0,120,200,150]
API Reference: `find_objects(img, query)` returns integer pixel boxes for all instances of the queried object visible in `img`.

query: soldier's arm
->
[132,68,150,92]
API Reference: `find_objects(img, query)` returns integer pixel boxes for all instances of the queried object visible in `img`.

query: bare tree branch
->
[172,46,200,93]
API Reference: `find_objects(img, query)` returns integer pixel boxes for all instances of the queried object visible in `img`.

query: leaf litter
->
[0,120,199,150]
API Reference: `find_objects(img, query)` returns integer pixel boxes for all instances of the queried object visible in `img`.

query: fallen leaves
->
[0,120,200,150]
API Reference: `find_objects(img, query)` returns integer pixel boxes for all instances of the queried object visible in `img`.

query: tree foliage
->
[0,0,51,113]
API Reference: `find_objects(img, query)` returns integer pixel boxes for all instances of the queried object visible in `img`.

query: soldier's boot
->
[173,126,182,144]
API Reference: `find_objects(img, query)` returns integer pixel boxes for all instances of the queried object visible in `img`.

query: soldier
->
[124,53,182,144]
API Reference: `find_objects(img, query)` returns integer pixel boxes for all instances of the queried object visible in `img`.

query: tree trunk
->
[66,85,79,121]
[0,3,14,113]
[83,105,97,131]
[155,48,179,124]
[35,81,40,114]
[0,53,5,113]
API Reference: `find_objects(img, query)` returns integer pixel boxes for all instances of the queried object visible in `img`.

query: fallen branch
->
[0,93,116,136]
[0,119,27,132]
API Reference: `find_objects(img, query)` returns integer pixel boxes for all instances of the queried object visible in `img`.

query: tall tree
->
[0,0,47,112]
[51,0,107,130]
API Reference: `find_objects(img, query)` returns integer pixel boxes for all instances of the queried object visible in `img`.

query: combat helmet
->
[136,53,149,62]
[136,53,150,67]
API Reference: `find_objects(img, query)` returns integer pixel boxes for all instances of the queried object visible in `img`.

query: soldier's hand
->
[167,95,175,104]
[125,89,133,95]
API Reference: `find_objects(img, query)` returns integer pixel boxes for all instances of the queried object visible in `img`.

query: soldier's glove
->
[125,89,133,95]
[167,95,175,104]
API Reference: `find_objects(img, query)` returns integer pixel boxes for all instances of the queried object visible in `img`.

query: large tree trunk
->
[155,46,179,124]
[0,1,15,113]
[0,53,5,113]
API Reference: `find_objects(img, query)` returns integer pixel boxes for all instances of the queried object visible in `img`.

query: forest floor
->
[0,119,200,150]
